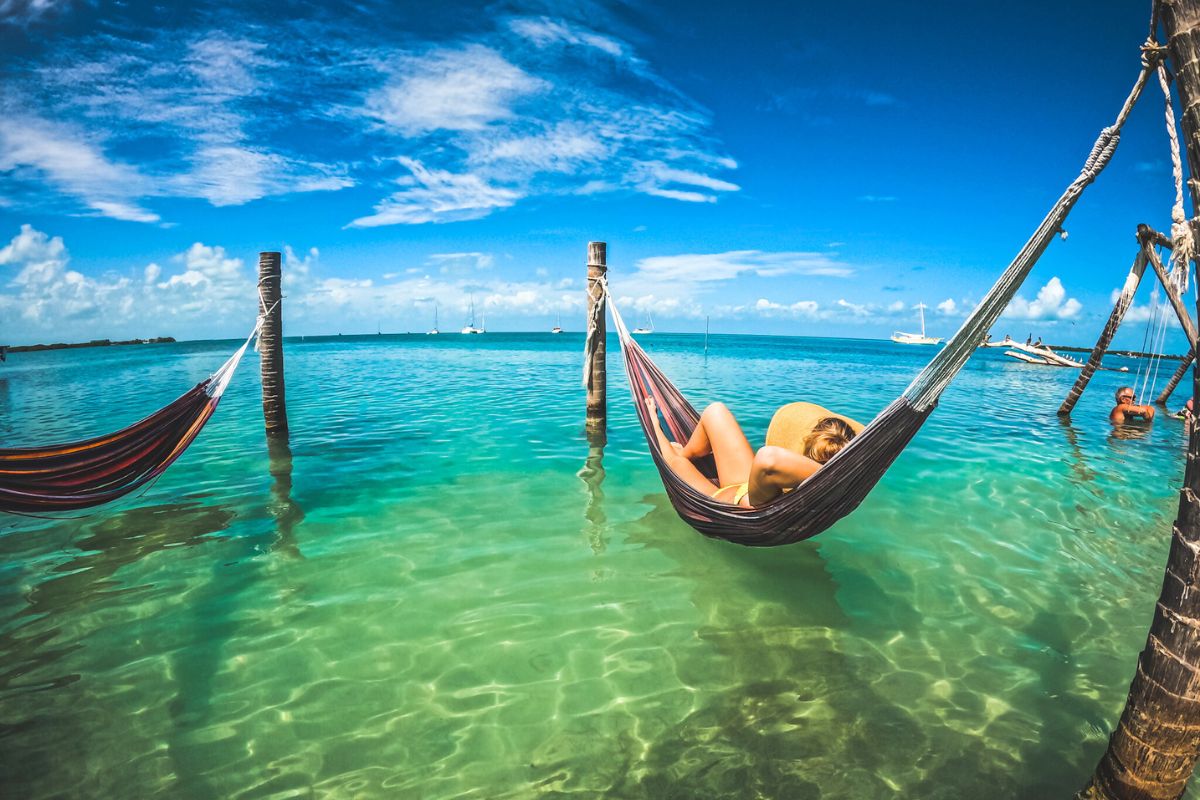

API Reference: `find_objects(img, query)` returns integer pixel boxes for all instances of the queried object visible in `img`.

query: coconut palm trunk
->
[1081,2,1200,797]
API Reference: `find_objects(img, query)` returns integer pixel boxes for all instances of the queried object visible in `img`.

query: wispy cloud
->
[5,28,352,221]
[4,9,734,226]
[633,250,853,283]
[364,44,547,136]
[352,17,738,224]
[348,157,521,227]
[612,249,853,318]
[509,17,626,58]
[0,0,68,24]
[0,112,159,222]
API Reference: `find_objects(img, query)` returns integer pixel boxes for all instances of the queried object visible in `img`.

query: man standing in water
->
[1109,386,1156,425]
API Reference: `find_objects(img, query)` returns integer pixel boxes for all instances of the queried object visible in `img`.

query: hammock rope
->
[597,52,1159,546]
[0,312,269,515]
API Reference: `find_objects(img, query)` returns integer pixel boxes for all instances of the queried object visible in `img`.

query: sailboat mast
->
[917,303,926,338]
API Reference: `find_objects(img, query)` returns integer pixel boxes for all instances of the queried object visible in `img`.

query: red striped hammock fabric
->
[0,337,253,514]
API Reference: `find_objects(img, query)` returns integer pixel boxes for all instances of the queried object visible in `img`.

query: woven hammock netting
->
[0,331,255,514]
[597,54,1167,547]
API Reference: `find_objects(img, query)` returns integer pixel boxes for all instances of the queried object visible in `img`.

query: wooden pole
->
[585,241,607,440]
[1143,235,1200,349]
[1081,4,1200,796]
[1140,224,1200,406]
[1059,247,1149,416]
[1158,350,1194,405]
[258,251,288,438]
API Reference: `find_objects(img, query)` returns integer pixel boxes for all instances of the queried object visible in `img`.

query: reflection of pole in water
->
[1055,416,1097,486]
[579,430,607,555]
[267,436,304,558]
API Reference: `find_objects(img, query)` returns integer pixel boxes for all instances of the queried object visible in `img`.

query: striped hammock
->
[600,59,1153,547]
[0,333,256,515]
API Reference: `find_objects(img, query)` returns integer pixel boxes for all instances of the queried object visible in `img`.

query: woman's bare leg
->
[646,398,727,496]
[747,445,823,506]
[676,402,755,487]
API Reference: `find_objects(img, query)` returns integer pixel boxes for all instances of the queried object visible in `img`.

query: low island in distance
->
[1,337,176,355]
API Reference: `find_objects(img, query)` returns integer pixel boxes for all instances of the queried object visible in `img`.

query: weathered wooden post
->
[585,241,607,441]
[258,251,288,438]
[1081,4,1200,796]
[1142,227,1199,407]
[1059,245,1149,416]
[1158,351,1194,405]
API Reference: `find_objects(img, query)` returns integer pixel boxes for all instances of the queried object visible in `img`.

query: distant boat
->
[461,298,484,335]
[427,304,440,335]
[551,314,563,334]
[891,303,942,345]
[632,311,654,335]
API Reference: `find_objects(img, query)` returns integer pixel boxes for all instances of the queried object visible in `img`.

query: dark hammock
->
[597,57,1154,547]
[0,336,253,514]
[614,314,932,546]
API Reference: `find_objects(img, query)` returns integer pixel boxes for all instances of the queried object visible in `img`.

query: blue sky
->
[0,0,1193,348]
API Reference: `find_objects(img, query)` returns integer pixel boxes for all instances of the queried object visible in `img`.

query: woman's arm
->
[747,445,824,506]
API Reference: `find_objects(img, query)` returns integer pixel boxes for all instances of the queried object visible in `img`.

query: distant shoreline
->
[1043,344,1188,361]
[2,337,176,354]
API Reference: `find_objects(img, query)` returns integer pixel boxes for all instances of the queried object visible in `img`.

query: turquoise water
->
[0,332,1193,799]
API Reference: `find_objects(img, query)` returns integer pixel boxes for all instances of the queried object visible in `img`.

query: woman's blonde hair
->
[803,417,857,464]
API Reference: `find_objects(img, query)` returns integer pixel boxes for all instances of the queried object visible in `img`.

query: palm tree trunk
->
[1081,2,1200,797]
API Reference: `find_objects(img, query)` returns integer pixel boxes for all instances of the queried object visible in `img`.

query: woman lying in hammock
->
[646,398,860,508]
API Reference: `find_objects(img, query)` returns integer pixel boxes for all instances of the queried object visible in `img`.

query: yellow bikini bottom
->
[713,482,750,505]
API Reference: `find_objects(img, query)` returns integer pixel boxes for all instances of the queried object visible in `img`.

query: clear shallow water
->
[0,332,1193,799]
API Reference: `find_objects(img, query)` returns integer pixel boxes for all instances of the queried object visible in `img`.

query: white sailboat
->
[891,303,942,345]
[461,298,484,334]
[427,304,440,335]
[551,313,563,334]
[632,311,654,335]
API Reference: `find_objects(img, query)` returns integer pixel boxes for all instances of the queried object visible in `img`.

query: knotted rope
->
[583,272,608,389]
[1155,56,1194,293]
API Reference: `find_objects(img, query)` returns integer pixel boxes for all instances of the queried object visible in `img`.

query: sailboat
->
[551,313,563,334]
[427,304,440,335]
[891,303,942,345]
[461,298,484,334]
[632,311,654,335]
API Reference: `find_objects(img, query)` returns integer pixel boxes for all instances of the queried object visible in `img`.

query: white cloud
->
[509,17,626,58]
[0,225,261,342]
[469,122,608,174]
[0,113,159,222]
[1110,286,1171,324]
[632,250,852,283]
[752,298,822,319]
[365,45,546,136]
[1003,277,1082,321]
[171,146,353,207]
[837,298,870,317]
[888,300,905,312]
[428,252,494,270]
[0,0,65,22]
[632,161,740,202]
[353,23,738,224]
[348,157,520,227]
[10,29,352,217]
[937,298,957,315]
